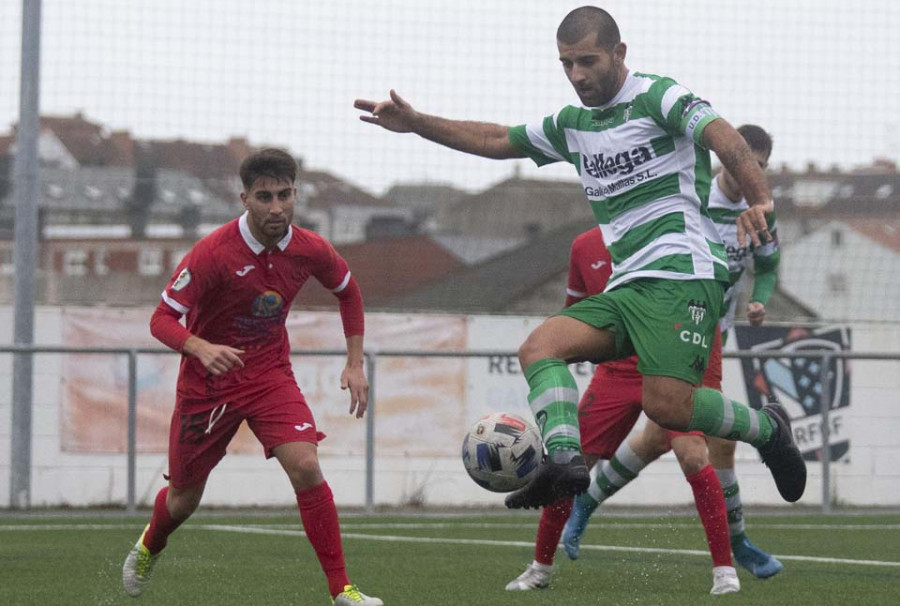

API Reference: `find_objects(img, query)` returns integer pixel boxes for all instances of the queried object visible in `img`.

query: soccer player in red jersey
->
[506,227,739,595]
[122,148,382,606]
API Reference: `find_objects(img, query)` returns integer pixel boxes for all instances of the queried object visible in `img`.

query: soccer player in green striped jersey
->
[706,124,784,577]
[563,125,785,579]
[355,6,806,509]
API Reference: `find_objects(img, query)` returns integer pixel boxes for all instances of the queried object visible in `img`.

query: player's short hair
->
[557,6,620,49]
[239,148,298,190]
[737,124,773,160]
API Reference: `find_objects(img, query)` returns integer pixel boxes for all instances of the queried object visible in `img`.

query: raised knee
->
[643,401,683,431]
[517,335,543,370]
[643,388,694,430]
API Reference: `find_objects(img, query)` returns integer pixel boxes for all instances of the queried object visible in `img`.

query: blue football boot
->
[562,492,598,560]
[732,535,784,578]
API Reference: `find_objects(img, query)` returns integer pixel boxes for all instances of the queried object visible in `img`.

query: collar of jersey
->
[238,211,292,254]
[589,70,638,114]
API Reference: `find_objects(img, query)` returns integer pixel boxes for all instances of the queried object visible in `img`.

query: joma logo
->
[583,146,653,179]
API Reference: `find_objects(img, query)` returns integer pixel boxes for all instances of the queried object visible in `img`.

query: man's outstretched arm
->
[703,118,773,248]
[354,89,524,160]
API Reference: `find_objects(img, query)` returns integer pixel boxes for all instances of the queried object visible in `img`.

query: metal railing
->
[2,345,898,513]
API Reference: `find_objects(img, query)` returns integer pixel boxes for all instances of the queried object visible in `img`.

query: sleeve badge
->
[171,268,192,291]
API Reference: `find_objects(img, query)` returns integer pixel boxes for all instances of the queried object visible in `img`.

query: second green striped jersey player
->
[706,124,780,333]
[355,6,805,510]
[704,123,786,579]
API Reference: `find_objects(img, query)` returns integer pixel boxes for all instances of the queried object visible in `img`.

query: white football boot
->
[505,561,553,591]
[333,584,383,605]
[710,566,741,595]
[122,525,162,597]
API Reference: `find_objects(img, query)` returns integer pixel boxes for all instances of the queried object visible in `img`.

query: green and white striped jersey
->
[509,71,729,291]
[707,176,780,331]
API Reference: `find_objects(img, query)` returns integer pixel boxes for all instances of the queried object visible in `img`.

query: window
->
[876,184,893,199]
[83,185,103,200]
[170,248,190,272]
[0,247,14,276]
[138,248,163,276]
[64,249,89,276]
[94,248,109,276]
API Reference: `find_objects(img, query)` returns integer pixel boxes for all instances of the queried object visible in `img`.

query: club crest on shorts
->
[687,299,707,324]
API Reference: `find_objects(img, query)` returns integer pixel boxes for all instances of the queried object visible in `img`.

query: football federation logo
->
[171,268,191,291]
[251,290,284,317]
[735,325,852,462]
[687,299,707,325]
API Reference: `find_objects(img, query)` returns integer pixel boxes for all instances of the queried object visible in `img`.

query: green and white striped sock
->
[587,441,648,504]
[715,467,746,541]
[525,358,581,462]
[688,387,775,447]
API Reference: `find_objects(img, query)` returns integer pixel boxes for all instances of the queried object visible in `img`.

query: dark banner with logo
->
[733,325,851,463]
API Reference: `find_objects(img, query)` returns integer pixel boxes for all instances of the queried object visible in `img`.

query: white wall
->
[1,306,898,509]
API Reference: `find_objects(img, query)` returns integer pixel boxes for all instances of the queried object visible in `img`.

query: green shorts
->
[557,278,725,385]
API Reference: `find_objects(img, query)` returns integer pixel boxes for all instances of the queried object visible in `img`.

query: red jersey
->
[156,214,358,399]
[566,228,641,379]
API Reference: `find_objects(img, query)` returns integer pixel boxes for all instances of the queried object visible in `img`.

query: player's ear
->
[240,191,249,209]
[614,42,627,64]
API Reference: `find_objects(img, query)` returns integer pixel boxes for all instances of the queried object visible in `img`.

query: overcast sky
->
[1,0,898,195]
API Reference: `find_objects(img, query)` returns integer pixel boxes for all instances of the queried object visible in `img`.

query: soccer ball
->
[461,412,543,493]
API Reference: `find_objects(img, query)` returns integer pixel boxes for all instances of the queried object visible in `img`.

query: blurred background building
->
[1,110,898,321]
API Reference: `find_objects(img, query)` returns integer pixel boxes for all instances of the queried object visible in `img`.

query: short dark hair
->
[737,124,773,160]
[557,6,620,48]
[239,148,298,190]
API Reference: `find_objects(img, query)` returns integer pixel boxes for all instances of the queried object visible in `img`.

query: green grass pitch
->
[1,510,898,605]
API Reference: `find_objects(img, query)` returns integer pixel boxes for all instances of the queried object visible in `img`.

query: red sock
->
[143,487,185,555]
[534,497,573,565]
[686,465,732,568]
[296,482,350,598]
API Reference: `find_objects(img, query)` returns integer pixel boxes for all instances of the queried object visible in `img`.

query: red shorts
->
[167,378,324,488]
[579,364,708,458]
[578,367,644,459]
[701,324,723,391]
[663,324,723,446]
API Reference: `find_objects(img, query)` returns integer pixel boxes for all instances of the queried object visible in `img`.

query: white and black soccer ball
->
[461,412,543,493]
